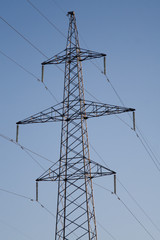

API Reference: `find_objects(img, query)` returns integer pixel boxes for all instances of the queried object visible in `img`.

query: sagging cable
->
[16,124,19,143]
[114,174,116,194]
[103,56,106,75]
[133,111,136,131]
[41,65,44,83]
[36,181,38,202]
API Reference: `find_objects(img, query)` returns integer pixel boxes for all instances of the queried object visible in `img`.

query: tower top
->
[67,11,75,16]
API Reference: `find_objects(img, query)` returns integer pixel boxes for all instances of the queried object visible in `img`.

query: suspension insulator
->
[16,124,19,143]
[41,65,44,83]
[133,111,136,131]
[36,181,38,202]
[104,56,106,75]
[114,174,116,194]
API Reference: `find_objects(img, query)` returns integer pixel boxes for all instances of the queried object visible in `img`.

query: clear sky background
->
[0,0,160,239]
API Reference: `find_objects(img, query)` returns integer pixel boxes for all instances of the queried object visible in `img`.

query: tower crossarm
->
[16,102,63,125]
[73,100,135,120]
[36,158,115,182]
[16,100,135,125]
[42,48,106,65]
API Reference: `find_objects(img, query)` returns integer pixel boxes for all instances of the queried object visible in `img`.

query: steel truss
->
[17,11,135,240]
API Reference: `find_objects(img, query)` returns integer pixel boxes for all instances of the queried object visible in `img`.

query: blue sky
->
[0,0,160,239]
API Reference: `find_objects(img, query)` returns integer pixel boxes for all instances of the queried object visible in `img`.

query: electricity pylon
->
[17,11,135,240]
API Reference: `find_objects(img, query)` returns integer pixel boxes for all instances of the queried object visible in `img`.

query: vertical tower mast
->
[16,11,135,240]
[56,11,97,239]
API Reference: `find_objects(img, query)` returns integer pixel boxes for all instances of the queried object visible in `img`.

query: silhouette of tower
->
[17,11,135,240]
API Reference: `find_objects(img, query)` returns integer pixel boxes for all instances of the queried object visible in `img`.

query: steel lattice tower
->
[17,11,135,240]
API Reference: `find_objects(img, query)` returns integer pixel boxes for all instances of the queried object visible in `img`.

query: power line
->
[97,220,118,240]
[96,63,160,173]
[116,195,156,240]
[42,82,59,103]
[0,49,39,80]
[26,0,66,39]
[0,186,79,238]
[0,218,34,240]
[95,184,157,240]
[91,142,160,236]
[0,48,104,106]
[0,16,47,58]
[117,179,160,234]
[0,15,64,74]
[0,187,32,201]
[134,129,160,172]
[136,126,160,167]
[0,133,55,165]
[0,186,55,218]
[23,149,46,170]
[94,182,113,193]
[89,50,160,173]
[50,0,66,15]
[0,49,58,102]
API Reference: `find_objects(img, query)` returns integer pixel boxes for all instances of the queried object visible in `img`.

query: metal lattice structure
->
[17,11,135,240]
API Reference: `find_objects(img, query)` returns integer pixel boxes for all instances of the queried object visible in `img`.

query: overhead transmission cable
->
[0,49,58,103]
[0,186,55,218]
[50,0,66,15]
[91,59,160,172]
[117,179,160,234]
[0,48,98,109]
[0,218,34,240]
[94,184,157,240]
[84,63,160,231]
[1,184,116,239]
[0,187,81,239]
[96,220,118,240]
[0,48,103,105]
[26,0,66,39]
[0,133,55,165]
[91,143,160,235]
[92,45,160,173]
[0,16,47,58]
[0,15,63,74]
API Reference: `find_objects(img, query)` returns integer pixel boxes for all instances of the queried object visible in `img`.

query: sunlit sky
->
[0,0,160,240]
